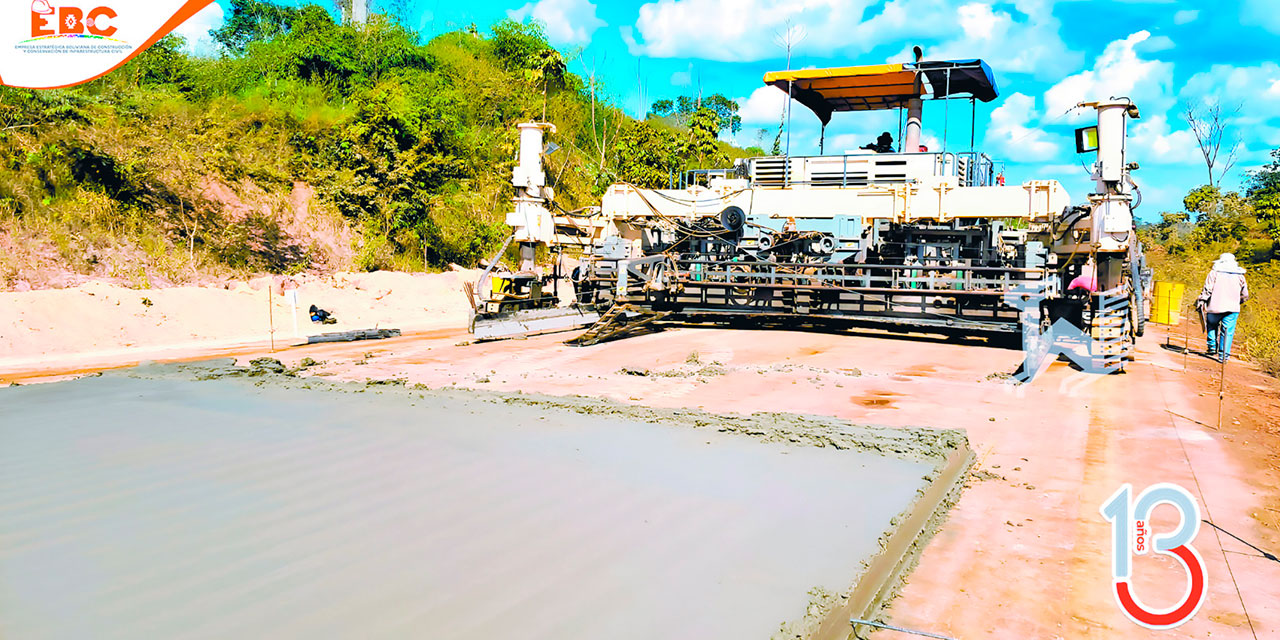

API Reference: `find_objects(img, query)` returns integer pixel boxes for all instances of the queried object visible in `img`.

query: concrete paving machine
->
[468,53,1151,367]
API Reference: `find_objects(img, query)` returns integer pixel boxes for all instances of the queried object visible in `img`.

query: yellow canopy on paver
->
[764,60,999,125]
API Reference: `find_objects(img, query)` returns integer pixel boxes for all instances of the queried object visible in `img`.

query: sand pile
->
[0,269,478,368]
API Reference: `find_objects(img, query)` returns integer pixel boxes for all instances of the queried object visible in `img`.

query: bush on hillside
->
[0,5,753,289]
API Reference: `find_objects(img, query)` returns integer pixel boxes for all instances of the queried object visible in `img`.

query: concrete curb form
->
[814,446,975,640]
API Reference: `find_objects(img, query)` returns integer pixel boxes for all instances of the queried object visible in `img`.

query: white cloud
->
[736,85,788,125]
[1265,127,1280,148]
[174,1,225,57]
[919,131,942,153]
[508,0,605,47]
[1035,31,1211,174]
[670,63,694,87]
[984,92,1059,162]
[626,0,1077,77]
[958,2,1000,39]
[888,1,1081,79]
[1135,34,1174,53]
[825,133,866,154]
[1043,31,1174,123]
[1181,62,1280,126]
[626,0,867,61]
[1242,0,1280,34]
[1173,9,1198,24]
[826,121,905,152]
[1039,163,1095,178]
[1128,115,1201,165]
[1179,62,1280,164]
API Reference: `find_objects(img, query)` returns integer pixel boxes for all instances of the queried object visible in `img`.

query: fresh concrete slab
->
[0,363,946,640]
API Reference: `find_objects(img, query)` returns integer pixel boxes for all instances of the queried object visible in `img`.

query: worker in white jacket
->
[1197,253,1250,362]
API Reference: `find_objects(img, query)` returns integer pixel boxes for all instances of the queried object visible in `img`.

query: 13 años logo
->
[1100,483,1207,629]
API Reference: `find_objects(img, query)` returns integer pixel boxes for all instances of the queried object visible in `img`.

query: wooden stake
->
[1183,302,1190,372]
[1218,355,1226,430]
[268,285,275,353]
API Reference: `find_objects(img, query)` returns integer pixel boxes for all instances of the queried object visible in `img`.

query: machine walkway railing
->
[744,151,995,189]
[674,258,1046,293]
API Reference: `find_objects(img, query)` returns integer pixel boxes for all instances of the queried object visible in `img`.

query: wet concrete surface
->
[0,362,946,640]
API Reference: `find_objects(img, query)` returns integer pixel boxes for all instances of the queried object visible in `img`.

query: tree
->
[280,6,358,82]
[1184,184,1221,217]
[372,0,413,24]
[1147,211,1191,249]
[487,19,568,118]
[701,94,742,135]
[580,55,623,181]
[333,0,353,22]
[682,107,727,170]
[649,93,741,135]
[1189,189,1253,247]
[649,99,673,117]
[1246,148,1280,241]
[211,0,300,54]
[773,20,805,157]
[490,19,552,72]
[353,14,430,83]
[1191,209,1250,246]
[528,48,566,119]
[614,120,679,188]
[126,34,193,88]
[1183,100,1241,189]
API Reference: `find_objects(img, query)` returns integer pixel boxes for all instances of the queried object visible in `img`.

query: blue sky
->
[177,0,1280,220]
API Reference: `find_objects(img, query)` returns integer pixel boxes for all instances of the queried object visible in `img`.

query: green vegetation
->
[1140,152,1280,374]
[650,94,743,136]
[0,4,747,288]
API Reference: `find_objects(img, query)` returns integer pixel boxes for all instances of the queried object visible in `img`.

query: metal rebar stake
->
[850,618,957,639]
[1218,355,1226,430]
[1182,302,1190,371]
[267,286,275,353]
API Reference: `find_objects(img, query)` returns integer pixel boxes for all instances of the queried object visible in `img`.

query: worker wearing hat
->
[1196,253,1250,362]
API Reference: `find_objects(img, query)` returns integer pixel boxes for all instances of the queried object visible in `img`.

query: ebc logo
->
[1100,483,1208,629]
[29,0,119,39]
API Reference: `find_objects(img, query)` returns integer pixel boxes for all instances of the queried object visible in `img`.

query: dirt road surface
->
[5,318,1279,638]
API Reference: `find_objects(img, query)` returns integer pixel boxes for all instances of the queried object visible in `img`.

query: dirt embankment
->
[1,177,359,293]
[0,269,477,370]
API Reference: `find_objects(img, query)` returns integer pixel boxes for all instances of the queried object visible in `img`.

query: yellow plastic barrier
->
[1151,281,1185,325]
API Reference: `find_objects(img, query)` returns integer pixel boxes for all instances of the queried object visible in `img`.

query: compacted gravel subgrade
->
[0,360,970,640]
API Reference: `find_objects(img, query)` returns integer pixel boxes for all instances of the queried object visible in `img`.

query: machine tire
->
[719,206,745,233]
[1134,284,1147,337]
[727,264,753,306]
[1124,312,1137,362]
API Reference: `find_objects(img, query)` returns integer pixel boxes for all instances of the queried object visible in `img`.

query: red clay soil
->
[6,319,1279,639]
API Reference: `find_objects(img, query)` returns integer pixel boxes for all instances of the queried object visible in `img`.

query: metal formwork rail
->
[673,258,1048,294]
[578,257,1051,334]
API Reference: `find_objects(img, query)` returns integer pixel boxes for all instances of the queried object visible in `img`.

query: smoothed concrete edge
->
[813,445,975,640]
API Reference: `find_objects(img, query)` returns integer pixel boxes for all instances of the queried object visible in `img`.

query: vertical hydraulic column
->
[904,98,923,153]
[1083,100,1140,257]
[508,122,557,272]
[904,46,925,154]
